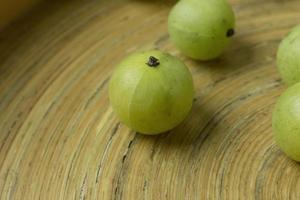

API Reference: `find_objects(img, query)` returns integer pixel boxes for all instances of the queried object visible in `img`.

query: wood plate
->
[1,0,300,199]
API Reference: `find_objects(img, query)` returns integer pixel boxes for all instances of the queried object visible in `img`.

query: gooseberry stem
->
[147,56,160,67]
[226,28,235,37]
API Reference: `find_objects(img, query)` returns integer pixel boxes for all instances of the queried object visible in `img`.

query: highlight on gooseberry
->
[168,0,235,60]
[109,50,194,135]
[277,25,300,86]
[272,82,300,161]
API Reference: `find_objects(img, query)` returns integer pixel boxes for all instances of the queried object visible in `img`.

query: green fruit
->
[277,25,300,86]
[168,0,235,60]
[272,82,300,161]
[109,50,194,135]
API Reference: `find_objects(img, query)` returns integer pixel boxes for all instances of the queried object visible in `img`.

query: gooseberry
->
[168,0,235,60]
[277,25,300,86]
[109,50,194,135]
[272,82,300,161]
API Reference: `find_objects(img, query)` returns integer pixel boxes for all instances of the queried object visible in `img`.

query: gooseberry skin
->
[168,0,235,60]
[277,25,300,86]
[272,82,300,161]
[109,50,194,135]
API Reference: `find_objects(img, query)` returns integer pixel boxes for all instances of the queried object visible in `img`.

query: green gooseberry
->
[168,0,235,60]
[272,82,300,161]
[277,25,300,86]
[109,50,194,135]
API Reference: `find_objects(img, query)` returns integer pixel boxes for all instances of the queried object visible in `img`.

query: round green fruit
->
[168,0,235,60]
[277,25,300,86]
[272,82,300,161]
[109,50,194,135]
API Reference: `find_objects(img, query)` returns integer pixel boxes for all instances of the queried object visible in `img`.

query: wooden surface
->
[1,0,300,199]
[0,0,41,29]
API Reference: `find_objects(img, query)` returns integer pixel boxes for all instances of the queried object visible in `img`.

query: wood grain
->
[1,0,300,199]
[0,0,41,29]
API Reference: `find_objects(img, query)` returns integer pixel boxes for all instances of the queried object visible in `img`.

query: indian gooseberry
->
[277,25,300,86]
[109,50,194,135]
[272,82,300,161]
[168,0,235,60]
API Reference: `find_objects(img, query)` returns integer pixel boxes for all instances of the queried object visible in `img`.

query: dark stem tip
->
[226,28,235,37]
[147,56,160,67]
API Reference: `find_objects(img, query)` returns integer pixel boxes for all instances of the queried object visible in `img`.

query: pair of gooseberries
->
[109,0,236,135]
[272,25,300,161]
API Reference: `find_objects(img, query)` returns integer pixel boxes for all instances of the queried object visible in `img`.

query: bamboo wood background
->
[1,0,300,199]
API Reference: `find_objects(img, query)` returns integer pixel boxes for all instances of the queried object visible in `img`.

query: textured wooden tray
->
[1,0,300,199]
